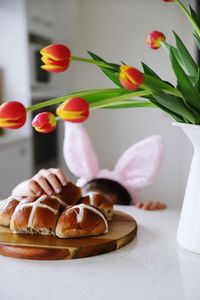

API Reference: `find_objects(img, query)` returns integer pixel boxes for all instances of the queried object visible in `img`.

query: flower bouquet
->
[0,0,200,253]
[0,1,199,131]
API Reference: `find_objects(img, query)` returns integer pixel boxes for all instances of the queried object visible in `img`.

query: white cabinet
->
[0,138,32,199]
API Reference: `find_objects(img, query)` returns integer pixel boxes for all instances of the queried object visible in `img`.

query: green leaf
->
[87,51,122,88]
[80,89,128,104]
[153,93,196,124]
[27,88,129,112]
[189,5,200,29]
[101,100,155,109]
[162,41,197,83]
[143,74,181,98]
[176,0,200,39]
[90,89,151,109]
[195,68,200,96]
[141,62,161,79]
[161,42,183,67]
[169,47,200,113]
[87,51,119,71]
[194,33,200,50]
[173,31,198,77]
[145,95,186,123]
[138,91,190,123]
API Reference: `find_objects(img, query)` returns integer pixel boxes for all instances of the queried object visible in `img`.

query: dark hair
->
[82,178,132,205]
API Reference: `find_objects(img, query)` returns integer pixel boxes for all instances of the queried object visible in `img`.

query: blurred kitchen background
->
[0,0,198,206]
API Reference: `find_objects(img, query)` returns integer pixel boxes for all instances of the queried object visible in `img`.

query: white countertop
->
[0,205,199,300]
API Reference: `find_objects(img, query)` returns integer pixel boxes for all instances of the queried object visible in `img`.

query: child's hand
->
[136,201,166,210]
[29,168,68,196]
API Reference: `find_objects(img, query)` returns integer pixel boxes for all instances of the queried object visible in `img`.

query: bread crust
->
[0,196,26,226]
[79,192,113,220]
[2,183,113,239]
[49,182,82,207]
[10,195,60,235]
[56,204,108,238]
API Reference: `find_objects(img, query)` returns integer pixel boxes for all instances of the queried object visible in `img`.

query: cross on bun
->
[79,192,113,221]
[56,203,108,238]
[10,195,61,235]
[49,182,82,207]
[0,196,27,226]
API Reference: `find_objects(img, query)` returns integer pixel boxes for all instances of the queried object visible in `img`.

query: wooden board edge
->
[0,210,138,260]
[0,245,69,260]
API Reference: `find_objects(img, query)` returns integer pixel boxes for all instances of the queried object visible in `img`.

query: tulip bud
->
[146,31,166,49]
[119,65,144,91]
[163,0,174,2]
[56,97,89,123]
[32,112,56,133]
[0,101,26,129]
[40,44,71,73]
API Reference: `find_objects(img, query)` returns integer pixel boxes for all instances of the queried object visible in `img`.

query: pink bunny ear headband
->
[63,123,164,204]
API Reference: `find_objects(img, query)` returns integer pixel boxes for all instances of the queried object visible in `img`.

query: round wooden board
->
[0,210,137,260]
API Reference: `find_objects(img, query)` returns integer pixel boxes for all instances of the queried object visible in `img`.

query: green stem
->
[71,56,115,69]
[175,0,200,38]
[26,89,120,112]
[94,100,156,109]
[26,84,182,113]
[26,96,67,112]
[89,86,182,110]
[55,116,61,121]
[90,91,151,109]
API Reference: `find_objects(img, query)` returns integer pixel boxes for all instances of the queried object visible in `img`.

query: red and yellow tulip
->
[146,31,166,49]
[119,65,144,91]
[32,112,56,133]
[40,44,71,73]
[0,101,27,129]
[56,97,89,123]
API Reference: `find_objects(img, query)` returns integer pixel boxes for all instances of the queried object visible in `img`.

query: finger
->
[158,202,167,210]
[154,201,162,210]
[34,176,54,196]
[46,173,62,194]
[148,201,159,210]
[28,180,43,196]
[136,202,144,209]
[149,201,167,210]
[143,201,153,210]
[50,169,68,186]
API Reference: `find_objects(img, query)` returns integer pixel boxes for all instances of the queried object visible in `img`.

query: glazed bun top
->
[79,192,113,208]
[55,203,109,238]
[46,182,82,206]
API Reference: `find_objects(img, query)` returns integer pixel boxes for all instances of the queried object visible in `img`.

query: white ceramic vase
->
[174,122,200,253]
